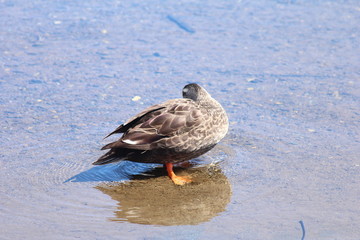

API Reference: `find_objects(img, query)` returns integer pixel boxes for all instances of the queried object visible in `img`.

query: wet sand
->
[96,166,232,225]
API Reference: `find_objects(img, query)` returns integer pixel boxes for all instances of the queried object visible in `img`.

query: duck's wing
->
[103,104,165,139]
[101,99,202,151]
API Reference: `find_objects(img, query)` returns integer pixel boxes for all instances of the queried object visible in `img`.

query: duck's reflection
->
[96,165,232,226]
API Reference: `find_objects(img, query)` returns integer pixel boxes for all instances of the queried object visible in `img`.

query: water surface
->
[1,0,359,239]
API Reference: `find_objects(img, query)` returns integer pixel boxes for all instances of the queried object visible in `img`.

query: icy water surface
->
[1,0,360,239]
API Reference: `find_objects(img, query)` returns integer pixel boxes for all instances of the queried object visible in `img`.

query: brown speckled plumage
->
[93,83,229,175]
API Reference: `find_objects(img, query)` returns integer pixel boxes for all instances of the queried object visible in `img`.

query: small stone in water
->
[132,96,141,101]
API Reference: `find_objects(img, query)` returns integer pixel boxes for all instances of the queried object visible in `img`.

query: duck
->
[93,83,229,185]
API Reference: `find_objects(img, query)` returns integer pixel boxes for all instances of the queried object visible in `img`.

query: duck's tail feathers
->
[93,149,129,165]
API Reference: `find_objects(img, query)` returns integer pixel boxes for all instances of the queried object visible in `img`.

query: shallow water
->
[1,0,360,239]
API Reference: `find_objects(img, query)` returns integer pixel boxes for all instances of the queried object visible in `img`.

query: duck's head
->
[182,83,211,102]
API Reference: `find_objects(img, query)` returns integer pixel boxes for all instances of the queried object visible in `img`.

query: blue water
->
[1,0,359,239]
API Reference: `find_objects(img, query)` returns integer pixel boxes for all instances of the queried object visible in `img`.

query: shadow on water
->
[96,164,232,226]
[64,161,160,182]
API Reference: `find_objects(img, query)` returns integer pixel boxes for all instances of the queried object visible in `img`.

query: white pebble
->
[132,96,141,101]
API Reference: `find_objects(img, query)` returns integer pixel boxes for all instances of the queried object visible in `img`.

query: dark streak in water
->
[213,70,334,80]
[167,15,195,34]
[299,220,305,240]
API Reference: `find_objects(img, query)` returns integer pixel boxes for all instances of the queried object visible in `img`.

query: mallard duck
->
[93,83,229,185]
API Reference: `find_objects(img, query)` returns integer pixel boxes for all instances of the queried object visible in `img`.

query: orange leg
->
[165,163,192,185]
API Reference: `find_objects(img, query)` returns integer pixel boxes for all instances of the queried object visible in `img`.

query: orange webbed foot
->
[171,175,192,185]
[165,163,192,185]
